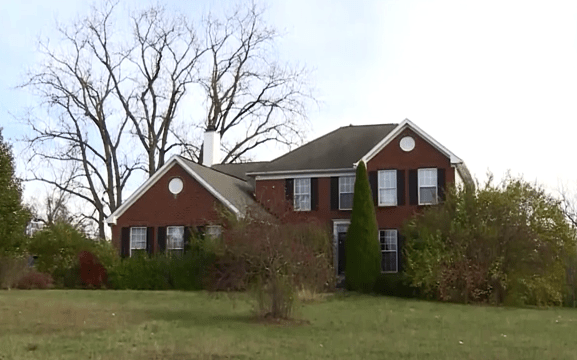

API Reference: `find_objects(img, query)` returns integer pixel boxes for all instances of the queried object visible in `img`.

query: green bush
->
[373,273,418,298]
[404,176,576,306]
[0,255,29,289]
[345,161,381,292]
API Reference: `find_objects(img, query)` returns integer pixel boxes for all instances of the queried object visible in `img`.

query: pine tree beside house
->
[345,160,381,292]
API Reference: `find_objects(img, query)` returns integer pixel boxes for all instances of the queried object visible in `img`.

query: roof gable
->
[360,119,463,165]
[106,155,256,225]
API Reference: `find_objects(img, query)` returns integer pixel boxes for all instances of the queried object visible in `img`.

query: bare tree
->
[558,182,577,228]
[197,3,313,163]
[21,1,314,237]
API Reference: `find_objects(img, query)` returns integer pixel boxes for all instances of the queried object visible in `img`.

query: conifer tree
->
[345,161,381,292]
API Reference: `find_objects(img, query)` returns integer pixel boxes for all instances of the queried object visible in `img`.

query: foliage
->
[345,161,381,292]
[0,255,29,289]
[108,243,214,291]
[27,222,110,285]
[0,129,30,254]
[16,271,54,289]
[404,176,577,306]
[209,208,334,319]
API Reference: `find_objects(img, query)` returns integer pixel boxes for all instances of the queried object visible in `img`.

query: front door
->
[337,231,347,275]
[333,221,350,276]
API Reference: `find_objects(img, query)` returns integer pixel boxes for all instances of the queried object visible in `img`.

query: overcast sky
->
[2,0,577,203]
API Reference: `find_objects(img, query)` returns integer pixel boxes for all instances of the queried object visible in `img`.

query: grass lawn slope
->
[0,290,576,359]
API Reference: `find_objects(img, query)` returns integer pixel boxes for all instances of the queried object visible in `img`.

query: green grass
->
[0,290,576,359]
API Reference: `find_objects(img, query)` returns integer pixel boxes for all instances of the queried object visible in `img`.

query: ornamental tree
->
[345,161,381,292]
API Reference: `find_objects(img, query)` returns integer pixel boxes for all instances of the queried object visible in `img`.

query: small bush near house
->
[16,271,54,289]
[404,175,577,306]
[209,208,334,319]
[345,161,381,293]
[0,255,29,289]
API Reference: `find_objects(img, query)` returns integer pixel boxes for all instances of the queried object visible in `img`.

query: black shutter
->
[158,227,167,253]
[368,171,378,205]
[330,177,339,210]
[285,178,294,206]
[437,168,446,202]
[311,178,319,211]
[397,231,404,272]
[397,170,405,206]
[146,227,154,255]
[121,227,130,258]
[183,226,192,253]
[409,170,418,205]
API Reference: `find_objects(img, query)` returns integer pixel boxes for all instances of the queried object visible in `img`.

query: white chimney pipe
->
[203,130,221,167]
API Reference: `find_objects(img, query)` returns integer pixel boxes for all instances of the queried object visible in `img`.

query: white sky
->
[2,0,577,204]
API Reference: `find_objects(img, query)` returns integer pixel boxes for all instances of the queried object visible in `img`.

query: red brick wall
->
[111,163,222,253]
[254,129,455,230]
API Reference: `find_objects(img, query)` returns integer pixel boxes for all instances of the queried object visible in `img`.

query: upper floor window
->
[294,178,311,211]
[339,176,355,210]
[378,170,397,206]
[379,229,398,273]
[167,226,184,254]
[130,227,146,257]
[418,168,437,205]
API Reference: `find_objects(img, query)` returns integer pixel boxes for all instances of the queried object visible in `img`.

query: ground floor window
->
[130,227,146,257]
[206,225,222,240]
[167,226,184,254]
[379,229,398,273]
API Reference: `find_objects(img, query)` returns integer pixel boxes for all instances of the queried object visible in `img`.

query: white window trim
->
[379,229,398,273]
[338,176,355,210]
[378,170,397,206]
[130,227,147,257]
[294,178,311,211]
[418,168,438,205]
[167,226,184,251]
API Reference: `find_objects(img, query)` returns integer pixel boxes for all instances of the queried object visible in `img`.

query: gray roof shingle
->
[248,124,398,173]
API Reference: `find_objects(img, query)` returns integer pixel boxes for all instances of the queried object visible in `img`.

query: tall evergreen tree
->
[345,161,381,292]
[0,129,30,253]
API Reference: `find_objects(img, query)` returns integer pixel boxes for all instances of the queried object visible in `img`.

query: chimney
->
[203,129,221,167]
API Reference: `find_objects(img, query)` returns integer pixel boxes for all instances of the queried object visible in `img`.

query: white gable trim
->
[359,119,463,165]
[106,155,241,225]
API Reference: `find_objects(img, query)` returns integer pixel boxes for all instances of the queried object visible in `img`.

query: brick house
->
[106,119,472,274]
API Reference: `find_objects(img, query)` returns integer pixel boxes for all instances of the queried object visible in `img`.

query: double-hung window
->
[167,226,184,254]
[379,229,398,273]
[294,178,311,211]
[418,168,437,205]
[378,170,397,206]
[339,176,355,210]
[130,227,146,257]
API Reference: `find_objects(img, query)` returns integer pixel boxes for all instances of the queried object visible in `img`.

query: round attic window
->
[168,178,183,195]
[399,136,415,152]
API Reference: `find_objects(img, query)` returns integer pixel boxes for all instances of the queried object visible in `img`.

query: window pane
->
[167,226,184,250]
[294,194,310,211]
[379,189,396,206]
[294,178,311,211]
[340,193,354,209]
[206,225,222,239]
[381,252,397,272]
[418,169,437,186]
[130,227,146,250]
[420,187,437,204]
[378,170,397,206]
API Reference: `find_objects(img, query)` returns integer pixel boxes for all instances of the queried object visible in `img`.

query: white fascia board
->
[249,168,355,180]
[359,119,463,166]
[173,157,241,217]
[105,155,241,225]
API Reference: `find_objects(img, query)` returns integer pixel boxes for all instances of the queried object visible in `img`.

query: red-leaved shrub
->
[16,271,54,289]
[78,250,108,288]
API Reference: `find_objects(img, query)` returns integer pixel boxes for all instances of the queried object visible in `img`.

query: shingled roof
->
[249,124,398,173]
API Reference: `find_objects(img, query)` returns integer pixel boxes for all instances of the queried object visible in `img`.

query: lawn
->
[0,290,576,360]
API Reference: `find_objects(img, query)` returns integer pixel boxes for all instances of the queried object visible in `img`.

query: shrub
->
[209,208,334,319]
[0,255,29,289]
[404,176,576,306]
[16,271,54,289]
[345,161,381,292]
